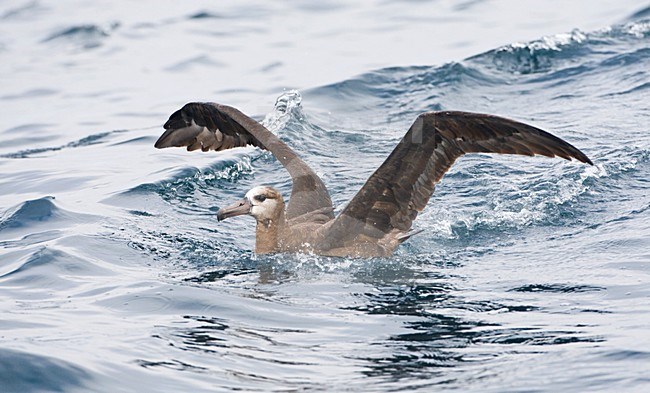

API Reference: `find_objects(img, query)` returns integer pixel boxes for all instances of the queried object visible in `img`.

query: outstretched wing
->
[155,103,334,220]
[322,111,592,252]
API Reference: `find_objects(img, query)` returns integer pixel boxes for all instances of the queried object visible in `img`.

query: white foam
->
[503,29,587,53]
[623,21,650,38]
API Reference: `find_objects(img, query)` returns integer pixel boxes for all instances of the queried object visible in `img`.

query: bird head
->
[217,186,284,223]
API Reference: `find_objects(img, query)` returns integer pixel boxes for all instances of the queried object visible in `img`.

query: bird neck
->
[254,209,287,254]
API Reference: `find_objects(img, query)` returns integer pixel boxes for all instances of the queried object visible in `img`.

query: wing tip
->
[578,156,594,166]
[580,152,594,166]
[155,104,198,149]
[552,149,592,165]
[565,145,593,166]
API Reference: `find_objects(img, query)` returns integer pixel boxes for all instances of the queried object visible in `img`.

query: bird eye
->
[254,195,266,202]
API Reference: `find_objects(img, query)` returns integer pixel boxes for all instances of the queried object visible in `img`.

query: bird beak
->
[217,198,252,221]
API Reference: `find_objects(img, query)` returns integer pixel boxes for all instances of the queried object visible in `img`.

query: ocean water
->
[1,1,650,392]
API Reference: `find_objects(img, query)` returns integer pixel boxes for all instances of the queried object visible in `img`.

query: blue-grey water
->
[1,1,650,392]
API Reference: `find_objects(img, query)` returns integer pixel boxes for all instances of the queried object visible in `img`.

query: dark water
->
[1,1,650,392]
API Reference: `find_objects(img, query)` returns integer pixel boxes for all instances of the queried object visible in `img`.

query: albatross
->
[155,102,592,257]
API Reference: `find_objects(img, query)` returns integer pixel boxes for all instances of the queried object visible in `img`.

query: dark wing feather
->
[155,103,334,220]
[323,111,592,250]
[156,103,264,152]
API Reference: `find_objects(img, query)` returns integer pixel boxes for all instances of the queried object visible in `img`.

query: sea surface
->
[1,1,650,392]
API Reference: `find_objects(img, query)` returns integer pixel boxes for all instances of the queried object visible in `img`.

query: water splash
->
[261,89,304,134]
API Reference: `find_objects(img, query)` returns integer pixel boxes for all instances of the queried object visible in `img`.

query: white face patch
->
[246,186,280,220]
[245,186,269,200]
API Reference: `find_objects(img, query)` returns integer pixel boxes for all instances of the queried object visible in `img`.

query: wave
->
[471,29,591,75]
[309,62,493,119]
[0,196,98,241]
[0,349,90,393]
[0,246,111,290]
[1,2,45,20]
[0,130,123,159]
[164,54,226,72]
[308,19,650,113]
[469,19,649,74]
[42,22,120,50]
[0,196,60,231]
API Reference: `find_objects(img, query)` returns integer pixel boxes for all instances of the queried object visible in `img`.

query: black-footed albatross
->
[155,102,592,257]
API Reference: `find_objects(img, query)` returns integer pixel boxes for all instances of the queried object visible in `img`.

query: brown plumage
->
[155,103,592,257]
